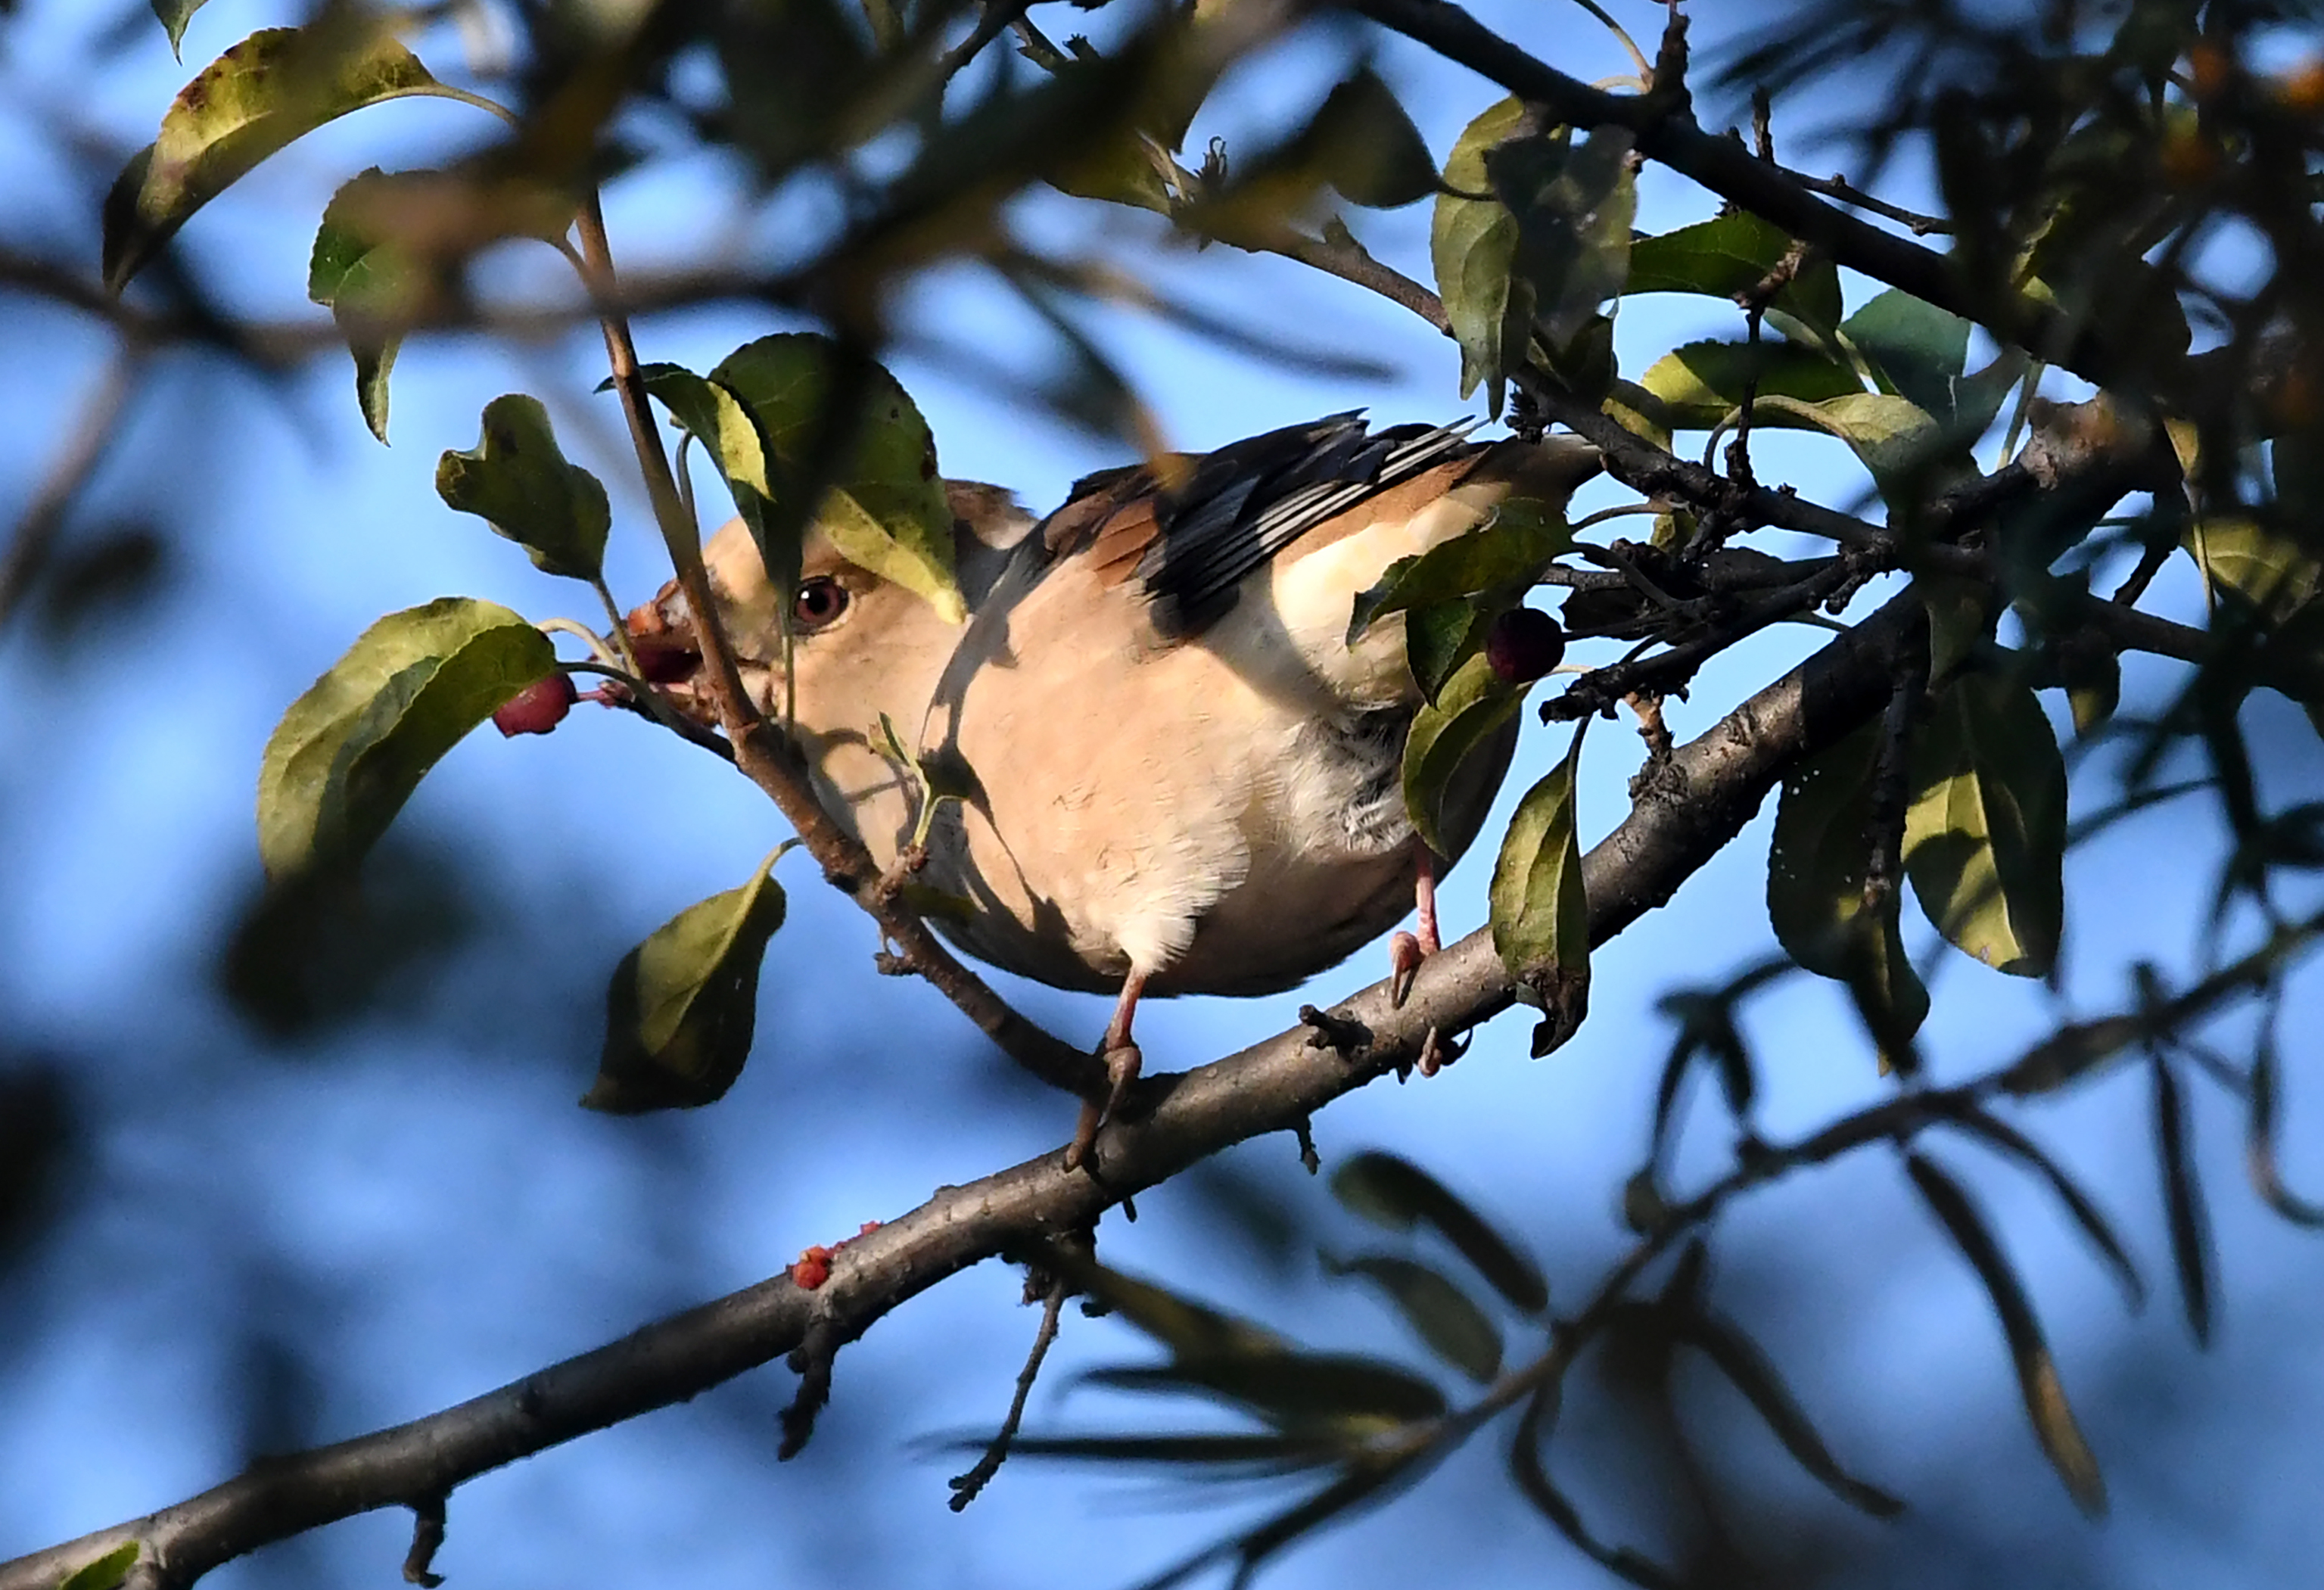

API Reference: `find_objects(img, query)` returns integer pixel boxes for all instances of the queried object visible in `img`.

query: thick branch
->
[0,586,1921,1590]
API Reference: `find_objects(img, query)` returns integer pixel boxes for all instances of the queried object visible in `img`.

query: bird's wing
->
[1040,412,1486,639]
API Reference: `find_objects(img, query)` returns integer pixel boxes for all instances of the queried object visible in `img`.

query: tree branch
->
[0,578,1926,1590]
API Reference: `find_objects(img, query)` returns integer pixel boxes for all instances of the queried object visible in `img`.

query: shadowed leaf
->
[1402,652,1522,857]
[584,849,788,1112]
[2248,1023,2324,1226]
[955,1431,1347,1470]
[1637,338,1865,431]
[151,0,206,59]
[257,599,555,880]
[1937,1102,2145,1311]
[1061,1257,1289,1361]
[1084,1355,1446,1430]
[2150,1055,2214,1346]
[435,395,610,582]
[1668,1311,1904,1517]
[1346,513,1571,643]
[1431,97,1530,415]
[1510,1385,1679,1590]
[1906,1152,2107,1515]
[1321,1252,1504,1381]
[1767,717,1927,1056]
[1331,1150,1547,1314]
[1626,212,1844,352]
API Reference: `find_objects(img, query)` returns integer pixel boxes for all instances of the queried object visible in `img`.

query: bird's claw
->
[1389,931,1424,1009]
[1067,1038,1143,1171]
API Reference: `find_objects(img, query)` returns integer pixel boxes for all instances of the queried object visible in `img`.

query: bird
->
[627,412,1598,1159]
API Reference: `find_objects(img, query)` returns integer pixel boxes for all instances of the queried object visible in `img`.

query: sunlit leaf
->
[584,849,788,1112]
[1331,1150,1548,1313]
[57,1542,142,1590]
[1322,1252,1504,1381]
[2149,1056,2214,1347]
[1636,338,1865,431]
[1490,741,1590,1053]
[257,599,555,880]
[1766,717,1928,1055]
[1402,652,1522,857]
[1906,1153,2107,1515]
[104,24,504,291]
[1904,673,2067,977]
[1667,1311,1903,1517]
[1752,391,1958,506]
[2187,515,2322,624]
[711,334,963,623]
[435,395,610,582]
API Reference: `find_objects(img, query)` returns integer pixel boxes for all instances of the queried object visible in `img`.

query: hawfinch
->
[633,412,1598,1149]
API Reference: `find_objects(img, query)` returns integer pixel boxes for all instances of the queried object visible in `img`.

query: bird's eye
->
[792,577,850,632]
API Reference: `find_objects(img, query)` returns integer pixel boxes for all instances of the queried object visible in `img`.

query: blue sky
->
[4,2,2323,1587]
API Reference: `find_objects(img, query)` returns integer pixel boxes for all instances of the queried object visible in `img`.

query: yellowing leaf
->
[585,851,789,1113]
[257,599,555,879]
[104,24,503,291]
[1637,338,1865,431]
[1904,674,2067,977]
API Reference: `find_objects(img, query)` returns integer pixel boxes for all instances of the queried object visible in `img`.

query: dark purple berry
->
[1486,606,1566,684]
[493,672,578,736]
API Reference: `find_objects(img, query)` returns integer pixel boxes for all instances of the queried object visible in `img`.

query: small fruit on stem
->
[1486,606,1566,684]
[493,672,579,736]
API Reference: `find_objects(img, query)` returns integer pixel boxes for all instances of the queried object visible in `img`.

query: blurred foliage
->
[7,0,2324,1587]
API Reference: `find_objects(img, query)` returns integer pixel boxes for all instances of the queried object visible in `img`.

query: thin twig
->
[947,1275,1070,1508]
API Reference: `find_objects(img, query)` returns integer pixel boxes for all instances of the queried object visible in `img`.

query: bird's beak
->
[619,580,717,723]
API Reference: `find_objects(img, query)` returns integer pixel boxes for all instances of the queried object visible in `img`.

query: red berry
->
[1486,606,1566,683]
[493,673,578,736]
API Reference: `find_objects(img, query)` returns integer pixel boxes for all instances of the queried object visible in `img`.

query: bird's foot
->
[1389,930,1428,1009]
[1066,1038,1143,1171]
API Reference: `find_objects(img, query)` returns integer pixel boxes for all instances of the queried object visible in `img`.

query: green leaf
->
[584,850,789,1112]
[711,334,963,623]
[1636,338,1865,430]
[1401,652,1521,857]
[1402,599,1487,703]
[1485,123,1636,351]
[1767,718,1929,1055]
[2186,515,2322,624]
[1751,391,1960,506]
[1085,1354,1446,1431]
[1346,513,1571,644]
[1053,1253,1290,1361]
[310,166,574,443]
[1322,1252,1504,1382]
[1667,1311,1903,1517]
[257,599,555,880]
[104,23,504,292]
[1904,673,2067,977]
[1937,1101,2145,1311]
[1431,97,1531,415]
[1490,742,1591,1050]
[1839,288,1971,422]
[2249,1028,2324,1227]
[982,1432,1346,1467]
[1920,573,1994,685]
[58,1541,142,1590]
[2149,1056,2213,1348]
[435,395,611,583]
[1626,213,1845,352]
[151,0,207,60]
[1331,1150,1548,1314]
[1906,1152,2107,1516]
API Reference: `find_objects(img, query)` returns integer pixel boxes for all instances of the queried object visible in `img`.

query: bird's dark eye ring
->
[792,577,849,632]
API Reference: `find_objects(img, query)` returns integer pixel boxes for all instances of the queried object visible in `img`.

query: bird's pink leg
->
[1068,969,1146,1169]
[1388,851,1441,1008]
